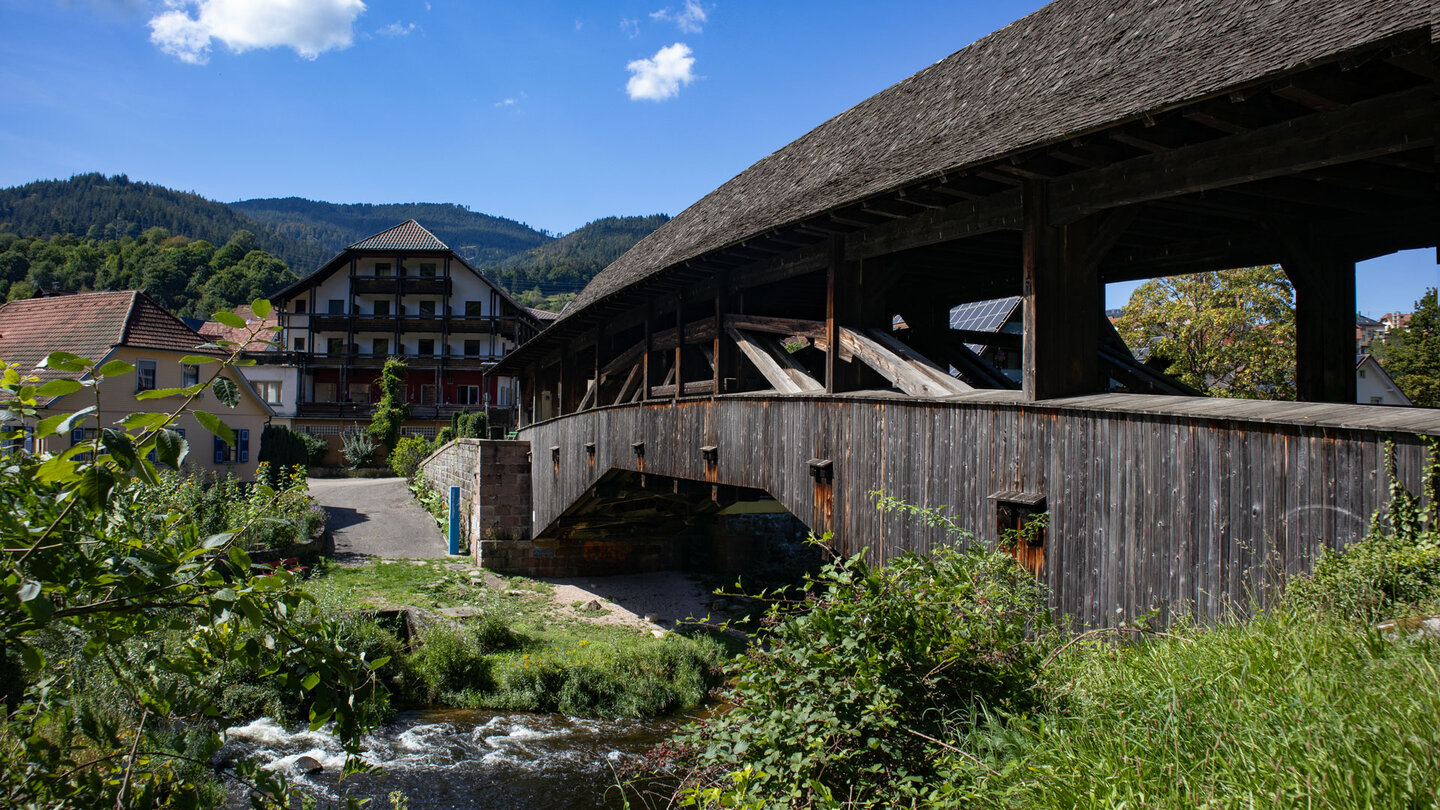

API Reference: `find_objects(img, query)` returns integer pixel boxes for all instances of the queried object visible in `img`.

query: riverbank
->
[300,560,737,719]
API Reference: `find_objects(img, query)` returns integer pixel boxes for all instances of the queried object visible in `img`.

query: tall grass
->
[934,610,1440,809]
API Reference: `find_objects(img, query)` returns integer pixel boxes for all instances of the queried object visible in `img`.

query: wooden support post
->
[713,272,728,396]
[592,328,601,410]
[642,302,652,400]
[674,298,683,402]
[1276,226,1357,403]
[1022,180,1102,401]
[826,237,865,392]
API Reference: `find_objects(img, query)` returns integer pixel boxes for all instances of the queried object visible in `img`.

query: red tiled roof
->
[197,305,279,352]
[0,290,210,386]
[527,307,561,322]
[349,219,449,252]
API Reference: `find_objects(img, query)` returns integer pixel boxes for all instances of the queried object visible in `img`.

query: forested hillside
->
[230,198,553,270]
[0,174,666,315]
[0,173,304,262]
[0,229,295,319]
[487,214,669,311]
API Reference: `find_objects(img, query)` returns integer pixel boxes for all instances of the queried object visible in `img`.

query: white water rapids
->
[220,710,676,808]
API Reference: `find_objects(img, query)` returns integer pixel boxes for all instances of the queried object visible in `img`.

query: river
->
[221,709,680,809]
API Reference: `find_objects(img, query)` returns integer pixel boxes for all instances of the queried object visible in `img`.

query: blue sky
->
[1,0,1434,314]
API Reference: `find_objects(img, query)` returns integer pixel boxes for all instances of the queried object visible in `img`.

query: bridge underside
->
[521,396,1440,626]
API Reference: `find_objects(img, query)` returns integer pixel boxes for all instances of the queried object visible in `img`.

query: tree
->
[368,356,408,453]
[1378,288,1440,407]
[0,301,380,808]
[1116,265,1296,399]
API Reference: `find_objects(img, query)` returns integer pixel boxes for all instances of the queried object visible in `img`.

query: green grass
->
[303,559,725,718]
[934,609,1440,809]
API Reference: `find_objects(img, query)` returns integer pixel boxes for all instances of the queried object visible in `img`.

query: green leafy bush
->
[661,538,1051,808]
[131,463,325,552]
[389,435,433,480]
[297,429,329,466]
[0,302,381,809]
[1289,437,1440,621]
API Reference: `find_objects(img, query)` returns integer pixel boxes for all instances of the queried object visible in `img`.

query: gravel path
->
[544,572,721,634]
[309,477,452,563]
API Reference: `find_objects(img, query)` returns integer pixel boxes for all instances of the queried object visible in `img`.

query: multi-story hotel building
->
[267,220,541,448]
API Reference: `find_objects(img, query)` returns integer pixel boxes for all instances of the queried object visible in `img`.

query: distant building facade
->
[0,290,273,479]
[1356,354,1412,406]
[265,221,541,457]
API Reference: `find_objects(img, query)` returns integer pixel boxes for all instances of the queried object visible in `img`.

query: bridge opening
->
[496,469,819,583]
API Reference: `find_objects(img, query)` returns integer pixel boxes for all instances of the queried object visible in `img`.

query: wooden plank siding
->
[520,394,1438,628]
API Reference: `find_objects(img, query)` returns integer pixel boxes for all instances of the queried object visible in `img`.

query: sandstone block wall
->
[416,438,532,562]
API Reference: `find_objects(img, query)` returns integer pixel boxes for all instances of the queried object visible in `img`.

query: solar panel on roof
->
[950,296,1021,353]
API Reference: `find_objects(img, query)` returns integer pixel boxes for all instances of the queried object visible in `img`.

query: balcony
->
[299,351,505,369]
[297,402,519,423]
[351,275,451,296]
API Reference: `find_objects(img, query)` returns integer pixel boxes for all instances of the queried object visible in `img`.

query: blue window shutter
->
[214,435,225,464]
[238,429,249,463]
[70,427,84,445]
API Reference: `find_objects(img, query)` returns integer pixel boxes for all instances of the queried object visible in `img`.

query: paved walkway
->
[309,477,452,563]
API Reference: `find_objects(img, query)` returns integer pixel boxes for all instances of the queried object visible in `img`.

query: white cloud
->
[649,0,706,34]
[494,92,527,108]
[378,20,416,36]
[619,18,639,38]
[625,42,695,102]
[148,0,366,65]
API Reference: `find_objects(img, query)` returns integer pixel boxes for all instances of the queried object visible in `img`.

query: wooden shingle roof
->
[556,0,1436,328]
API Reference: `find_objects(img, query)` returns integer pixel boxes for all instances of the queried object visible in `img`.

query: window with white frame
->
[253,380,282,404]
[458,385,480,406]
[136,359,157,392]
[182,363,200,388]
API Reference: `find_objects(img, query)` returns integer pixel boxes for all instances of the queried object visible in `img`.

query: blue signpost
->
[448,485,461,556]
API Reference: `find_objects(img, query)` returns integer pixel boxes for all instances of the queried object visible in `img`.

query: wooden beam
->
[612,362,641,406]
[837,327,963,397]
[650,380,718,398]
[843,189,1023,260]
[861,328,972,394]
[1049,87,1434,223]
[577,379,596,411]
[725,314,827,339]
[726,325,824,395]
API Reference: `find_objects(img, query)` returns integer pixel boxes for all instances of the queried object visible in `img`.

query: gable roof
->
[349,219,450,252]
[197,305,279,352]
[551,0,1435,331]
[0,290,211,381]
[265,219,542,331]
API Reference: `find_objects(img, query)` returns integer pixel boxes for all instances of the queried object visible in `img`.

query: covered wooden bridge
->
[493,0,1439,625]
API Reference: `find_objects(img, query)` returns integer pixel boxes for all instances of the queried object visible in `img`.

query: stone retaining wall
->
[417,439,532,562]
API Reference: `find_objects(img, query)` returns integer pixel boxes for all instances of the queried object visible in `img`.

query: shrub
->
[341,428,376,469]
[410,623,495,702]
[297,429,330,466]
[389,435,433,480]
[256,424,319,484]
[1289,437,1440,621]
[661,538,1051,807]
